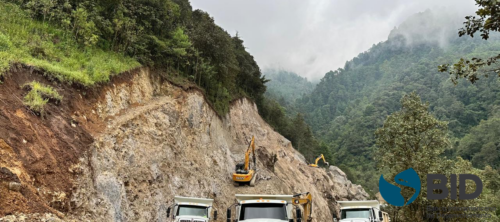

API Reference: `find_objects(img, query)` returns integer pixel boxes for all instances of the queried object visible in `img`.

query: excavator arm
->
[293,192,313,222]
[244,136,256,171]
[309,154,329,167]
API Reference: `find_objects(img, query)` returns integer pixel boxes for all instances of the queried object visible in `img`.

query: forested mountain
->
[268,10,500,193]
[264,69,314,105]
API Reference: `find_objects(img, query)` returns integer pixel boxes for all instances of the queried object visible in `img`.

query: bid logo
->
[379,168,483,206]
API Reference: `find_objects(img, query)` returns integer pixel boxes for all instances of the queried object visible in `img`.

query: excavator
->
[232,136,257,186]
[293,192,314,222]
[308,154,329,167]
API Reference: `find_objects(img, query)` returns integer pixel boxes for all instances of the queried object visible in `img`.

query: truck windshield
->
[177,205,208,217]
[341,209,371,219]
[239,203,287,220]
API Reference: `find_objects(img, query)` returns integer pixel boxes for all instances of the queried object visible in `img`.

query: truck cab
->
[167,196,217,222]
[334,201,386,222]
[227,194,302,222]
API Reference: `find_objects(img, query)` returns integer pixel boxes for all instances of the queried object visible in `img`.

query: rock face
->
[329,166,369,201]
[0,68,370,221]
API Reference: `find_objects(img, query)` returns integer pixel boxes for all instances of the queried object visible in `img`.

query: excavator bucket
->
[249,172,257,187]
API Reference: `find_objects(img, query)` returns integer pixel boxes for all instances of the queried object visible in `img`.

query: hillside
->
[3,0,500,221]
[264,69,315,105]
[0,0,372,221]
[0,0,267,116]
[0,67,368,221]
[286,10,500,193]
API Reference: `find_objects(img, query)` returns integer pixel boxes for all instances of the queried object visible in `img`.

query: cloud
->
[190,0,477,81]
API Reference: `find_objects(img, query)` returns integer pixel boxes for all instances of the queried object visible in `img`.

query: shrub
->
[23,81,62,115]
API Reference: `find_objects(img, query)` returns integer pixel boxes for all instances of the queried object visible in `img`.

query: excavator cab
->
[309,154,329,168]
[235,163,248,174]
[232,136,257,186]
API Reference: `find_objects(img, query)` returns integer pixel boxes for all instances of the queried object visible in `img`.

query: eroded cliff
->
[0,67,368,222]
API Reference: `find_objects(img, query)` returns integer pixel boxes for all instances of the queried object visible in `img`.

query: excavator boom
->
[293,192,313,222]
[244,137,255,171]
[309,154,329,167]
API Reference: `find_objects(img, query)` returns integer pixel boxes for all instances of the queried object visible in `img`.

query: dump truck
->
[334,200,388,222]
[167,196,218,222]
[381,211,390,222]
[226,193,313,222]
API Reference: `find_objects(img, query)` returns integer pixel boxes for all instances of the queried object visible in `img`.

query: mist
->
[190,0,477,81]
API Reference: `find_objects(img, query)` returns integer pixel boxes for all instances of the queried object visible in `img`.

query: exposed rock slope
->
[0,68,368,221]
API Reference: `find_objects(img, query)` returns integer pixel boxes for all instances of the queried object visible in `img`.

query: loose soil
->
[0,65,140,216]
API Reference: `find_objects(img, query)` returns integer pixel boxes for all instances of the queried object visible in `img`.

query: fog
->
[190,0,477,81]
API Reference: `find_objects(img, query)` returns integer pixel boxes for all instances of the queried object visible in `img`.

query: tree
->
[376,92,449,221]
[484,166,500,195]
[233,35,268,100]
[71,6,98,46]
[439,0,500,83]
[457,118,500,169]
[375,93,494,221]
[189,10,239,89]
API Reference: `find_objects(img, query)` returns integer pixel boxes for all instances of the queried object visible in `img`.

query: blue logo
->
[379,168,421,206]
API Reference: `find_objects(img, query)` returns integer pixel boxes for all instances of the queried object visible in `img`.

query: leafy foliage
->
[375,92,449,176]
[258,97,332,163]
[0,1,140,85]
[376,93,498,221]
[22,81,62,115]
[1,0,268,115]
[274,10,500,193]
[439,0,500,83]
[457,117,500,169]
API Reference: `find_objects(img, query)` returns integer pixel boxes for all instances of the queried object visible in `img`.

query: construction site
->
[0,67,370,221]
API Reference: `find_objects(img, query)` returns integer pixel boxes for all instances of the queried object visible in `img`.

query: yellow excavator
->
[232,136,257,186]
[293,192,313,222]
[309,154,329,167]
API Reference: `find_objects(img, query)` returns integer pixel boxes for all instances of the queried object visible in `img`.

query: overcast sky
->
[190,0,477,81]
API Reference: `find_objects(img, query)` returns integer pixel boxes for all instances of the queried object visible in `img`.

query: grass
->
[23,81,62,114]
[0,1,141,86]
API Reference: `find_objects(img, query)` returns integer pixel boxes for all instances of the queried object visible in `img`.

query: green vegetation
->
[264,10,500,196]
[258,69,327,163]
[258,97,332,162]
[0,0,267,116]
[457,117,500,169]
[376,93,498,221]
[23,81,62,114]
[264,69,315,105]
[440,0,500,82]
[0,1,140,85]
[375,93,449,179]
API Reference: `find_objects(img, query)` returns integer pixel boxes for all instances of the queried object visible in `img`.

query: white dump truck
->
[167,196,218,222]
[334,200,388,222]
[226,193,313,222]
